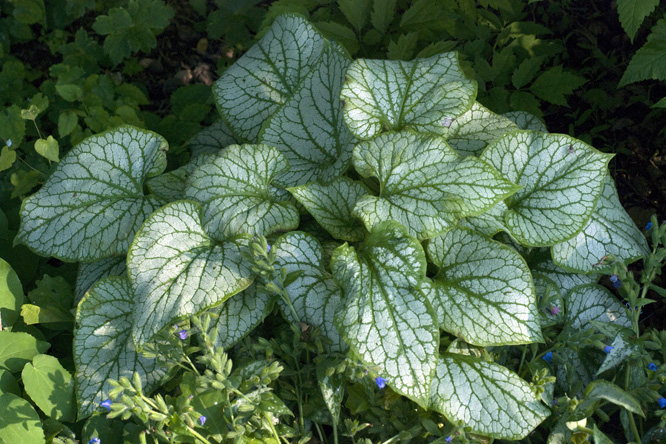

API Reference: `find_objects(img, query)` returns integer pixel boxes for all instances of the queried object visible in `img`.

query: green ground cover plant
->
[1,1,666,444]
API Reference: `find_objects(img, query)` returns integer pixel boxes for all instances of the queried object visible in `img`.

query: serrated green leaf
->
[338,0,370,31]
[530,66,586,106]
[387,32,419,60]
[481,131,612,246]
[0,105,26,147]
[0,259,24,329]
[188,120,239,159]
[552,174,649,273]
[620,18,666,86]
[34,136,59,162]
[127,200,253,348]
[617,0,659,42]
[16,126,167,262]
[74,257,126,304]
[211,284,273,350]
[0,146,16,172]
[8,0,46,26]
[55,84,82,102]
[399,0,447,32]
[259,44,355,186]
[566,284,631,330]
[22,354,75,422]
[314,22,360,55]
[370,0,397,34]
[0,393,45,444]
[184,144,299,239]
[288,177,368,241]
[447,102,518,157]
[214,14,327,142]
[429,354,550,439]
[340,52,477,140]
[502,110,547,131]
[0,331,49,373]
[424,227,542,346]
[74,276,166,419]
[331,221,437,407]
[273,232,346,352]
[512,57,543,89]
[352,131,519,240]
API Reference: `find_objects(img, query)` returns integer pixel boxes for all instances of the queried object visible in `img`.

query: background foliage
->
[1,0,665,443]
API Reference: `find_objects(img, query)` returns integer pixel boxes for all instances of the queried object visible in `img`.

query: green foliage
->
[92,0,174,65]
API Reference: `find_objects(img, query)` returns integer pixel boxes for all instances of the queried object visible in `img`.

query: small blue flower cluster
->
[375,376,386,389]
[649,362,658,371]
[609,274,621,289]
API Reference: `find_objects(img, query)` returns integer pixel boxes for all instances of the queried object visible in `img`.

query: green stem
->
[517,345,528,377]
[625,365,642,442]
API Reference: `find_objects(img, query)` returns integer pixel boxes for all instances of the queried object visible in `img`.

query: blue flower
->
[445,436,452,443]
[375,376,386,389]
[646,221,653,231]
[100,399,112,411]
[609,274,618,282]
[659,397,666,409]
[199,415,207,426]
[604,345,614,354]
[610,275,621,288]
[542,351,553,363]
[649,363,658,371]
[179,330,188,340]
[6,139,11,147]
[267,244,271,253]
[89,439,101,444]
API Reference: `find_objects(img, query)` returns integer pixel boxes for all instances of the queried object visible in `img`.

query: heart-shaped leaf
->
[22,354,75,422]
[288,177,368,241]
[146,154,212,202]
[480,131,613,246]
[331,221,438,407]
[188,120,239,159]
[273,231,346,352]
[552,174,649,272]
[565,284,630,330]
[0,331,49,373]
[74,276,166,419]
[211,285,274,350]
[503,111,547,131]
[127,200,253,348]
[0,259,24,329]
[184,144,299,239]
[34,136,59,162]
[447,102,518,157]
[74,256,127,304]
[352,131,519,239]
[213,14,327,142]
[17,126,168,262]
[429,354,550,439]
[0,393,45,444]
[259,44,355,187]
[0,146,16,171]
[340,52,477,140]
[424,227,542,346]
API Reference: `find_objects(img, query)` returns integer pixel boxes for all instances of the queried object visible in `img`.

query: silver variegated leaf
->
[552,174,649,273]
[331,221,437,407]
[503,111,547,131]
[481,131,613,246]
[352,131,519,240]
[188,120,239,159]
[273,232,346,352]
[425,227,542,346]
[211,284,274,350]
[340,52,477,140]
[260,44,355,187]
[213,14,327,142]
[74,256,126,304]
[184,144,299,239]
[17,126,167,262]
[127,200,253,348]
[565,283,630,330]
[429,354,550,439]
[288,177,368,241]
[74,276,166,419]
[447,102,518,157]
